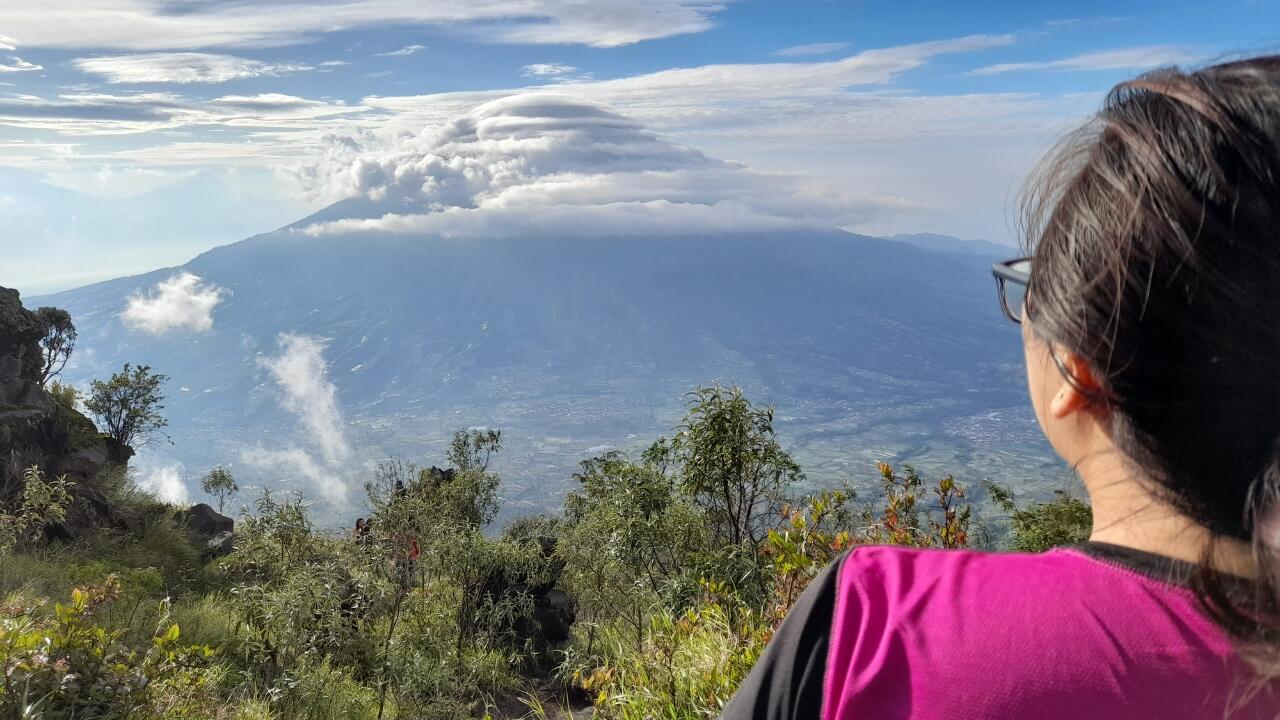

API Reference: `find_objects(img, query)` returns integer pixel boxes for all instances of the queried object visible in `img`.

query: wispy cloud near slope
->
[135,460,190,504]
[243,334,354,505]
[258,334,352,468]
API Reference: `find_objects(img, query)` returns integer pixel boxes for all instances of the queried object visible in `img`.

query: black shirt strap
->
[718,553,843,719]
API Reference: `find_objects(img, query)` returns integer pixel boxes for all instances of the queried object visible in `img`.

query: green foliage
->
[988,484,1093,552]
[647,385,803,551]
[562,451,708,658]
[0,576,214,719]
[1,383,1070,720]
[34,306,76,387]
[0,466,74,555]
[448,428,503,472]
[574,589,766,720]
[860,462,972,548]
[84,363,169,464]
[763,489,857,623]
[48,380,78,412]
[202,466,239,514]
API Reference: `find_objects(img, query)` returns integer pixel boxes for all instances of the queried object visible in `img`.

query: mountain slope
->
[35,226,1059,521]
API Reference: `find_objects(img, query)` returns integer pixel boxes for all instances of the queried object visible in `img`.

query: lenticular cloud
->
[298,93,909,237]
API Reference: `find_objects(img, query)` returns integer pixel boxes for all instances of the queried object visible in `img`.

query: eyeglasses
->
[992,258,1031,324]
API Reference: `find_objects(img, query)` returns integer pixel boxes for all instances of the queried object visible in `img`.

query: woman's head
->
[1019,55,1280,665]
[1023,55,1280,535]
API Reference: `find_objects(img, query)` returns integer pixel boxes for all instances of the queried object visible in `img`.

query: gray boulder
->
[181,503,234,535]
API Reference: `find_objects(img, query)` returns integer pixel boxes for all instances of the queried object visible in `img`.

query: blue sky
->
[0,0,1276,293]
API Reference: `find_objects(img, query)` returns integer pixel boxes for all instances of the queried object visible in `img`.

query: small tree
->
[201,467,238,514]
[447,428,502,472]
[647,385,802,550]
[84,363,169,464]
[34,307,76,387]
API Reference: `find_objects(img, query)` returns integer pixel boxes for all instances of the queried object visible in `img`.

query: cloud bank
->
[0,1,728,50]
[72,52,312,84]
[121,272,228,333]
[243,334,353,505]
[298,93,914,238]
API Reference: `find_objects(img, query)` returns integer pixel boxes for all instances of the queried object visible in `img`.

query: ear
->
[1047,351,1102,420]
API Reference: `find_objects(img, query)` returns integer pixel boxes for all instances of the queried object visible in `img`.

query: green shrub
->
[987,485,1092,552]
[48,381,78,411]
[0,576,215,719]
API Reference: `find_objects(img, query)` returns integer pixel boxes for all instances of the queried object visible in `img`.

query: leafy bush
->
[48,381,78,412]
[987,485,1093,552]
[1,383,1076,720]
[0,576,214,719]
[577,591,765,720]
[0,466,74,555]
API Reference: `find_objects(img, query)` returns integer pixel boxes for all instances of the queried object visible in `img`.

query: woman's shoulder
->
[820,544,1257,719]
[832,543,1210,627]
[836,543,1095,596]
[836,542,1211,599]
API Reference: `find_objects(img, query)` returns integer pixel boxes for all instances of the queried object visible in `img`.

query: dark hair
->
[1020,55,1280,676]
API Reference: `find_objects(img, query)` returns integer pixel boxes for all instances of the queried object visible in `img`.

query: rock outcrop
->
[0,286,123,533]
[178,503,236,559]
[181,502,234,536]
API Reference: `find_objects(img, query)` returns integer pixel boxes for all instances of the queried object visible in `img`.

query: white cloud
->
[0,1,727,50]
[969,46,1195,76]
[240,445,348,505]
[319,60,349,67]
[258,334,352,467]
[0,56,41,72]
[0,90,365,137]
[135,461,190,504]
[379,44,424,57]
[297,93,916,237]
[522,63,577,77]
[0,34,17,51]
[774,42,850,57]
[244,333,354,504]
[121,272,228,333]
[72,52,311,84]
[1,32,1063,242]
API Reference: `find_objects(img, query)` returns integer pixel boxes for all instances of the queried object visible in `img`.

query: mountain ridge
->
[33,222,1062,522]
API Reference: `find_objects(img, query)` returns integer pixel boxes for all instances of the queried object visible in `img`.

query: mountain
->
[32,225,1063,523]
[885,232,1016,258]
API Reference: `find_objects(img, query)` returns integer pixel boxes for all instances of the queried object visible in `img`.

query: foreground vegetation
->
[0,385,1090,719]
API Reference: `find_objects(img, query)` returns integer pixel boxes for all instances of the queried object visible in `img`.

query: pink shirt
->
[822,546,1276,719]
